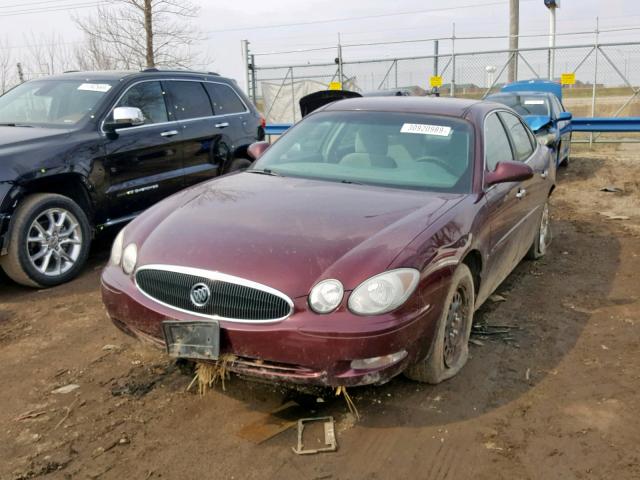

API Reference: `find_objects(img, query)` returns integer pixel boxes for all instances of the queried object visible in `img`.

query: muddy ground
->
[1,145,639,480]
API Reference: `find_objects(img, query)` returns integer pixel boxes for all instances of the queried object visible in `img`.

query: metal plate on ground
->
[162,321,220,360]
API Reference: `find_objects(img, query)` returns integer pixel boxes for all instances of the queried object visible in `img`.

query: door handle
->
[515,188,527,199]
[540,170,548,179]
[160,130,179,137]
[215,122,229,128]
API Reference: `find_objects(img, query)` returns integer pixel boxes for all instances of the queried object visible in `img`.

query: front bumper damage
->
[101,266,446,388]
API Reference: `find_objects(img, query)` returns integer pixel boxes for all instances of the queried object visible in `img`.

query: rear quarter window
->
[204,83,247,115]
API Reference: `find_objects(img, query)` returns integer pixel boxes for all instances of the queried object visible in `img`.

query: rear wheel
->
[404,264,475,384]
[527,201,551,260]
[0,194,91,288]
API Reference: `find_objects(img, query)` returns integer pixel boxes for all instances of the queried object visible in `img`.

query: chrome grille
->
[135,266,293,322]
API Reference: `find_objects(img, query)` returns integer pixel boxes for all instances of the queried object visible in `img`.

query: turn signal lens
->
[309,279,344,314]
[121,243,138,275]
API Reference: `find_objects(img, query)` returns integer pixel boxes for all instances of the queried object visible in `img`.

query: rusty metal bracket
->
[292,416,337,455]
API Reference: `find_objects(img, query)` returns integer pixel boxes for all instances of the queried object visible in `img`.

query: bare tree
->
[22,32,74,78]
[0,37,13,93]
[74,0,203,70]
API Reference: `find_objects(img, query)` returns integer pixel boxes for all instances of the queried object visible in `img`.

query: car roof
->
[320,96,484,118]
[32,70,229,83]
[487,91,551,99]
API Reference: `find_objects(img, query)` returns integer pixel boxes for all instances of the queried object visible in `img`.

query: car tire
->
[0,193,91,288]
[404,264,475,384]
[526,200,551,260]
[227,158,252,173]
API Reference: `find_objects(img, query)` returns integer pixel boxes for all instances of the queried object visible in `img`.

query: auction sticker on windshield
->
[524,99,545,105]
[401,123,452,136]
[77,83,112,93]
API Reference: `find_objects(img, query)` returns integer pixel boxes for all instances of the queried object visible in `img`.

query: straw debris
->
[187,354,237,395]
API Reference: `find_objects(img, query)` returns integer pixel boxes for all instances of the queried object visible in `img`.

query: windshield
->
[489,94,550,116]
[252,111,474,193]
[0,79,115,127]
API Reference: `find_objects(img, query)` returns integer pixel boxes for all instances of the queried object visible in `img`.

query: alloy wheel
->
[443,286,470,368]
[25,208,83,277]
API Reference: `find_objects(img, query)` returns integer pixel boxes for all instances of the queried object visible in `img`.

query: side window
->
[550,97,562,118]
[499,112,534,162]
[164,81,213,120]
[204,83,247,115]
[115,81,168,125]
[484,113,513,171]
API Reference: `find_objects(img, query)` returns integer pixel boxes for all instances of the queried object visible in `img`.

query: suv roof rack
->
[140,67,219,76]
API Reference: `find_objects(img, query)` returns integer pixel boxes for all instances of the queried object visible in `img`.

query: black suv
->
[0,69,265,287]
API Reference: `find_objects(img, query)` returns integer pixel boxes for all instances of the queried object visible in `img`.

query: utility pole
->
[144,0,155,68]
[545,0,559,80]
[16,62,24,83]
[508,0,519,82]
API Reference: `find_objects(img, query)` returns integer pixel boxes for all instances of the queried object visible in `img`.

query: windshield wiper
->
[341,179,363,185]
[247,168,282,177]
[0,123,34,127]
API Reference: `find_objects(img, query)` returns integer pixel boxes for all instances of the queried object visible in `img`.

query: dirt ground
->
[1,144,639,480]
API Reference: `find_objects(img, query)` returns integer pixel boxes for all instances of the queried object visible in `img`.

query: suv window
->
[114,81,168,125]
[499,112,534,162]
[204,83,246,115]
[164,81,213,120]
[484,113,513,171]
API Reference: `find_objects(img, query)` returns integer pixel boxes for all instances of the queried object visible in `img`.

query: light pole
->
[544,0,560,80]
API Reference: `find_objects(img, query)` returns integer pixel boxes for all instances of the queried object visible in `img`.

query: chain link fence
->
[247,30,640,142]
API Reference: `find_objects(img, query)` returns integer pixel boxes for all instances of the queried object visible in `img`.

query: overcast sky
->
[1,0,639,89]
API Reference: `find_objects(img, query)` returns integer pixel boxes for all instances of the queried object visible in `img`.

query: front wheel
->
[527,201,551,260]
[1,194,91,288]
[404,264,475,384]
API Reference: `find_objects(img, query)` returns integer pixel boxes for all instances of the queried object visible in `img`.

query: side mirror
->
[247,141,270,160]
[485,161,534,186]
[558,111,572,121]
[104,106,145,132]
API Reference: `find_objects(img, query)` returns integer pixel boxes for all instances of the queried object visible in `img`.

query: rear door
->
[482,112,530,293]
[102,80,184,221]
[163,80,232,187]
[499,111,551,261]
[204,81,256,157]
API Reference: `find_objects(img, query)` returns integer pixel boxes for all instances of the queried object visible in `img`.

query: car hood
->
[128,173,465,298]
[0,126,71,148]
[523,115,553,133]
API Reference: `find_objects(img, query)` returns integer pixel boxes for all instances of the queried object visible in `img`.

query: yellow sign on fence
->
[328,81,342,90]
[560,73,576,85]
[430,75,443,88]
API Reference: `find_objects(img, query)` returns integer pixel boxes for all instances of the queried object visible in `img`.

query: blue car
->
[486,80,572,167]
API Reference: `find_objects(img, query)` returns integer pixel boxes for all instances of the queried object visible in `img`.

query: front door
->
[102,80,184,221]
[482,112,530,295]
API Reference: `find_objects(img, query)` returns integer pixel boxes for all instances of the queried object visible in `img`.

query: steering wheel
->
[415,156,458,176]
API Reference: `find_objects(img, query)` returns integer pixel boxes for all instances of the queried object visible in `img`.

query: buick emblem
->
[190,283,211,308]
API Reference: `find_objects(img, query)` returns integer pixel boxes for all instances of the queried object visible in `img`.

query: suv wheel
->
[1,194,91,288]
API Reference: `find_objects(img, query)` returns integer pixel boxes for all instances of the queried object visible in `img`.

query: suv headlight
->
[122,243,138,275]
[348,269,420,315]
[309,279,344,314]
[110,229,125,266]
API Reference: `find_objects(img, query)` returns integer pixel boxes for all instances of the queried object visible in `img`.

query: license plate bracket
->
[162,321,220,360]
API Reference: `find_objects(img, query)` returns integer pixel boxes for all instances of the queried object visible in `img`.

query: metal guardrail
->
[571,117,640,132]
[265,123,292,136]
[267,117,640,140]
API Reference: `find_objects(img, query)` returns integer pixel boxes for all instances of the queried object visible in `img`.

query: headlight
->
[121,243,138,275]
[348,269,420,315]
[309,279,344,314]
[110,229,125,266]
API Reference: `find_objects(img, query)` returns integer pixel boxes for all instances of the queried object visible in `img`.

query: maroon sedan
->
[102,97,554,387]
